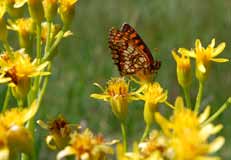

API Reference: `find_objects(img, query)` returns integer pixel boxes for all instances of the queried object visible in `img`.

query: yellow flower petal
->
[46,135,57,150]
[208,136,225,153]
[209,38,216,48]
[195,39,202,52]
[155,112,171,136]
[172,50,179,62]
[0,147,9,160]
[199,105,210,124]
[174,96,184,110]
[197,63,206,73]
[0,77,11,83]
[178,48,196,58]
[196,156,220,160]
[57,146,76,160]
[36,120,49,129]
[210,58,229,63]
[90,93,110,101]
[211,42,226,57]
[22,101,39,122]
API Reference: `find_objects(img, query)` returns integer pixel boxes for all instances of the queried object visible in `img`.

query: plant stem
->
[44,21,52,57]
[22,23,42,160]
[42,26,67,62]
[194,81,204,114]
[120,121,127,152]
[36,24,42,61]
[2,86,10,111]
[164,101,175,109]
[140,124,150,142]
[203,97,231,126]
[183,86,191,108]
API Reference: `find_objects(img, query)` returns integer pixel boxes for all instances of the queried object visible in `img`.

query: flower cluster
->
[89,38,230,160]
[0,0,230,159]
[0,0,78,159]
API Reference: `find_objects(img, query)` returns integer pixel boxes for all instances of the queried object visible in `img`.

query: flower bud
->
[11,77,30,100]
[7,125,33,157]
[43,0,58,21]
[107,78,129,122]
[28,0,44,23]
[58,0,78,27]
[172,50,192,88]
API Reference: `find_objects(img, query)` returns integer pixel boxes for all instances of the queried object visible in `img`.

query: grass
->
[37,0,231,159]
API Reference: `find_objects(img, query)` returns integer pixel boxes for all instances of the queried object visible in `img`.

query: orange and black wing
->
[109,23,161,77]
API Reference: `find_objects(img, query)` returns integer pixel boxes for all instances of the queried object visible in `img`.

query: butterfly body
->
[109,23,161,81]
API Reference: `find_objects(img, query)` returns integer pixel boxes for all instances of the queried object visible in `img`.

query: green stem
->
[194,81,204,114]
[36,24,42,61]
[183,86,191,108]
[203,97,231,126]
[17,98,24,107]
[120,122,127,152]
[164,101,175,109]
[38,69,50,106]
[3,41,11,53]
[2,86,10,112]
[42,26,67,62]
[44,21,52,57]
[140,124,150,142]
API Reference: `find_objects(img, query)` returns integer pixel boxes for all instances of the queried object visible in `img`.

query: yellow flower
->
[136,82,167,125]
[91,77,137,121]
[57,129,114,160]
[172,50,192,88]
[58,0,78,27]
[8,18,35,51]
[0,49,50,99]
[0,101,38,159]
[139,130,168,159]
[37,116,72,150]
[117,142,164,160]
[179,38,228,81]
[155,97,224,160]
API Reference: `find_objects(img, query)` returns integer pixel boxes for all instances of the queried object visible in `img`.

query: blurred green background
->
[36,0,231,159]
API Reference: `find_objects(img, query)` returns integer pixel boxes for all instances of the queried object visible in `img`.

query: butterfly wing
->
[109,23,161,77]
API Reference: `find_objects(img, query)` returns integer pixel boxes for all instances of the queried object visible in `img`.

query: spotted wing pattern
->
[109,23,161,77]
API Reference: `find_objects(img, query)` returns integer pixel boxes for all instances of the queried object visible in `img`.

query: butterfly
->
[109,23,161,82]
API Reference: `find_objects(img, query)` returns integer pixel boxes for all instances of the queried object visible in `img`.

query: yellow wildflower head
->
[139,130,168,159]
[0,101,38,159]
[136,82,167,125]
[8,18,35,51]
[91,77,136,121]
[179,38,228,81]
[58,0,78,27]
[155,97,224,160]
[172,50,192,88]
[0,49,50,99]
[57,129,114,160]
[0,101,38,129]
[0,2,7,42]
[43,0,58,21]
[117,142,164,160]
[37,115,72,150]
